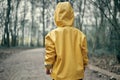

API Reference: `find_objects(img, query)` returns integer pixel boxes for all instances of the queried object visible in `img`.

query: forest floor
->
[0,48,120,80]
[89,50,120,75]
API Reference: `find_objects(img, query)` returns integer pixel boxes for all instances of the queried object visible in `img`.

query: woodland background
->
[0,0,120,63]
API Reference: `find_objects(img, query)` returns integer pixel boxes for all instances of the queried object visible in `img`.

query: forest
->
[0,0,120,79]
[1,0,120,60]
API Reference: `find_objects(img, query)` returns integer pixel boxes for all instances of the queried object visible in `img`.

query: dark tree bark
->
[3,0,11,47]
[113,0,120,63]
[89,0,120,62]
[76,0,86,31]
[11,0,20,46]
[30,0,34,46]
[20,0,27,46]
[98,0,106,48]
[0,2,6,46]
[42,0,45,47]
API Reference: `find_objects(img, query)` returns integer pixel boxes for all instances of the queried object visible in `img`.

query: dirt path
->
[0,48,109,80]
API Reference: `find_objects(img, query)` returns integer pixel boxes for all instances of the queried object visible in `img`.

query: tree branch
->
[88,0,120,35]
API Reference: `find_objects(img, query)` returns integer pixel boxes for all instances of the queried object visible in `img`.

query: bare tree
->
[76,0,86,31]
[42,0,45,47]
[2,0,12,47]
[20,0,27,46]
[11,0,21,46]
[89,0,120,62]
[0,1,6,46]
[30,0,35,46]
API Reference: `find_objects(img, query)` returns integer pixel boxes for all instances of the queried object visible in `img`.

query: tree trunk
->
[12,0,20,46]
[42,0,45,47]
[92,14,98,52]
[77,0,86,31]
[21,0,27,46]
[99,9,106,48]
[113,0,120,63]
[3,0,11,47]
[30,0,34,46]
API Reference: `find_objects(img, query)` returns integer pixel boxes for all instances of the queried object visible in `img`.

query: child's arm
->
[44,33,56,74]
[81,36,88,69]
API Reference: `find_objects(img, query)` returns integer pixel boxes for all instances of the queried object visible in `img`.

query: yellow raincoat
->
[45,2,88,80]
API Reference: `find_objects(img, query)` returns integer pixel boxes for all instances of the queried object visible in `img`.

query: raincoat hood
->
[54,2,74,27]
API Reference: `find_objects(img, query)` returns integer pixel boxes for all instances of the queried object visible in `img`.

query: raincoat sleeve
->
[45,33,56,69]
[81,36,88,67]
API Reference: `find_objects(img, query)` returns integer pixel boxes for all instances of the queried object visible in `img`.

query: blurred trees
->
[74,0,86,30]
[12,0,21,46]
[30,0,35,46]
[87,0,120,62]
[21,0,27,46]
[2,0,11,47]
[0,0,56,47]
[0,0,120,61]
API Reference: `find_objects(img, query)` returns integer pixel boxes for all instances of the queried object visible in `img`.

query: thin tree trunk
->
[42,0,45,47]
[76,0,86,31]
[12,0,20,46]
[113,0,120,62]
[1,3,6,46]
[3,0,11,47]
[37,30,40,46]
[92,16,98,52]
[80,0,86,31]
[21,0,27,46]
[99,9,105,48]
[30,0,34,46]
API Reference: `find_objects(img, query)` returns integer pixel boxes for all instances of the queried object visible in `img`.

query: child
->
[45,2,88,80]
